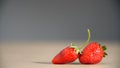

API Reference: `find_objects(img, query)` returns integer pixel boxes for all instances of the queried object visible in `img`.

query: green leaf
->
[103,52,108,57]
[102,45,107,51]
[70,43,80,54]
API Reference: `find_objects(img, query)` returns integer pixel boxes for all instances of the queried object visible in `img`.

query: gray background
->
[0,0,120,41]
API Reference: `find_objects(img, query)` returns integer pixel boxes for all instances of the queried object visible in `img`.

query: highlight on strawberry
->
[52,29,107,64]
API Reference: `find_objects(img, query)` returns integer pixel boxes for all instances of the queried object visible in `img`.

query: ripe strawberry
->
[52,43,79,64]
[52,29,107,64]
[79,42,107,64]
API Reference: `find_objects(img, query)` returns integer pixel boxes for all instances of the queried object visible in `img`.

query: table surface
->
[0,41,120,68]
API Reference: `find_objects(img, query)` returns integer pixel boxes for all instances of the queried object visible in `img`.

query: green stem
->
[79,29,91,49]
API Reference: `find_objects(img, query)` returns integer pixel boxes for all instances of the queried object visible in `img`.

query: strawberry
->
[52,43,79,64]
[79,42,107,64]
[52,29,107,64]
[78,29,107,64]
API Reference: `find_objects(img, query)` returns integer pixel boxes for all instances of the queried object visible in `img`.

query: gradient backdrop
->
[0,0,120,41]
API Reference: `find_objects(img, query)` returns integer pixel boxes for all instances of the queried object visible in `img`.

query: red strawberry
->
[52,29,107,64]
[79,42,107,64]
[52,43,79,64]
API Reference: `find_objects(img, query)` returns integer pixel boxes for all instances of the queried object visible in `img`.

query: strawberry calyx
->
[70,43,80,54]
[101,45,107,51]
[103,52,107,57]
[70,28,91,54]
[101,45,107,57]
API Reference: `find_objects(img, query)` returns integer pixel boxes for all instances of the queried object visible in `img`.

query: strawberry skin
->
[52,46,78,64]
[79,42,104,64]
